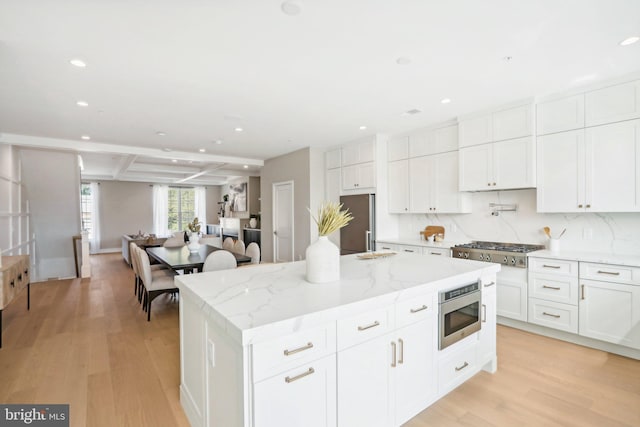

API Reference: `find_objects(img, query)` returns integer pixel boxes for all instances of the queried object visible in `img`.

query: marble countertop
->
[176,253,500,345]
[528,250,640,267]
[376,238,467,249]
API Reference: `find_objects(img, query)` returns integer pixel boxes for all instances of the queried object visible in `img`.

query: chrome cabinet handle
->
[581,284,585,300]
[455,362,469,372]
[391,342,397,368]
[358,320,380,331]
[597,270,620,276]
[542,285,561,290]
[410,305,428,314]
[542,312,560,318]
[404,249,414,253]
[285,367,315,383]
[283,342,314,356]
[365,230,372,252]
[398,338,404,364]
[543,264,561,269]
[429,252,442,255]
[482,304,487,323]
[483,281,496,288]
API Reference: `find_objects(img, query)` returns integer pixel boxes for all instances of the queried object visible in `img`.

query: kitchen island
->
[176,252,500,427]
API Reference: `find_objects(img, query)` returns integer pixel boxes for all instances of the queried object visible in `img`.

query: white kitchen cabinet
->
[409,125,457,157]
[579,279,640,349]
[537,120,640,213]
[388,136,409,162]
[437,338,478,395]
[496,268,528,322]
[342,140,375,166]
[433,125,459,154]
[396,244,421,255]
[254,355,337,427]
[458,115,492,148]
[423,247,450,257]
[411,152,470,213]
[408,155,432,213]
[342,162,375,190]
[492,104,533,142]
[388,160,409,213]
[536,94,585,135]
[376,242,398,252]
[585,80,640,127]
[325,149,341,170]
[407,128,432,158]
[528,298,579,334]
[459,137,535,191]
[477,279,497,371]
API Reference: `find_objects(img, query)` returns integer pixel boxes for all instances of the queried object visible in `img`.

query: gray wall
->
[206,185,222,225]
[20,149,81,281]
[261,147,318,262]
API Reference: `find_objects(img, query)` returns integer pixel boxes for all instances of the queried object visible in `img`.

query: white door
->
[273,181,294,263]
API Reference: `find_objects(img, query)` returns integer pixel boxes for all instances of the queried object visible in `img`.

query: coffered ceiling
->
[1,0,639,184]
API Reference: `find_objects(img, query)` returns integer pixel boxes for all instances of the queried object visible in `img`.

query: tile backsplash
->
[397,189,640,256]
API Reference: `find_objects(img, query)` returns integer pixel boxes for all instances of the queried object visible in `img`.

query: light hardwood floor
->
[0,253,638,427]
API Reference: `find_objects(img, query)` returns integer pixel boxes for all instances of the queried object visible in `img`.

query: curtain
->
[153,185,169,237]
[90,182,100,254]
[194,187,207,232]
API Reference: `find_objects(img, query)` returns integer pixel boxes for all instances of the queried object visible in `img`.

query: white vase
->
[306,236,340,283]
[188,233,200,253]
[249,218,257,228]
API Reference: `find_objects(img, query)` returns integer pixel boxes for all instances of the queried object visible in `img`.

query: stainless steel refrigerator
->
[339,194,375,255]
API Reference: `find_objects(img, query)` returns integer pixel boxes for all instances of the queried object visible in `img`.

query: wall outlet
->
[583,228,593,240]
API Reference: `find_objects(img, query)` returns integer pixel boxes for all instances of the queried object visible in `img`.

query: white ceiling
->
[1,0,640,184]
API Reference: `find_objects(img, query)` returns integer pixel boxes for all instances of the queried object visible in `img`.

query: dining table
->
[146,244,252,273]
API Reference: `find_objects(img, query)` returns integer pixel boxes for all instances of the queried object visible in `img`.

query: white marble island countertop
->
[176,253,500,346]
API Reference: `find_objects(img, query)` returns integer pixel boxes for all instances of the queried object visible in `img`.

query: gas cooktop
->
[452,241,544,268]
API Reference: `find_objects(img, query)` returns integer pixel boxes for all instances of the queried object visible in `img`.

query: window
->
[167,187,196,233]
[80,183,94,239]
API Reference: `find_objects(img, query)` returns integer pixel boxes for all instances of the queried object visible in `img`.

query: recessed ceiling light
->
[76,101,88,107]
[281,1,301,16]
[359,126,367,130]
[620,36,640,46]
[441,98,451,104]
[156,131,166,136]
[396,57,411,65]
[199,148,206,153]
[235,127,243,132]
[81,135,91,140]
[70,59,87,68]
[162,148,172,152]
[243,165,249,169]
[171,159,177,163]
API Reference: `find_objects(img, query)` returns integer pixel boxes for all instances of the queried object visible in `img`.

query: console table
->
[0,255,31,348]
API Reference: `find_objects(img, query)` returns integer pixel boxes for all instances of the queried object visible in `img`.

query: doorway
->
[272,181,294,263]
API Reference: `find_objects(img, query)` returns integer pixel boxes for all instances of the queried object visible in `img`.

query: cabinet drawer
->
[528,257,578,277]
[1,266,17,308]
[396,293,435,328]
[252,324,336,382]
[398,245,421,254]
[528,298,578,333]
[337,306,394,350]
[580,262,640,285]
[438,339,478,394]
[376,243,397,252]
[423,247,450,257]
[528,273,579,305]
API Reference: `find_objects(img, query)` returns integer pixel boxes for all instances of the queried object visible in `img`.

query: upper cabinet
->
[585,80,640,127]
[387,136,409,162]
[342,140,375,166]
[536,94,585,135]
[458,102,535,191]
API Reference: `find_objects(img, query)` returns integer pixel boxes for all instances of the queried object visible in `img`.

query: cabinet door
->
[357,162,376,188]
[585,80,640,127]
[537,94,585,135]
[341,144,359,166]
[337,334,393,427]
[536,129,585,213]
[459,143,493,191]
[587,120,639,212]
[493,136,536,190]
[433,151,469,213]
[341,165,357,190]
[409,156,432,212]
[433,125,458,154]
[477,287,497,370]
[358,140,376,163]
[394,320,436,426]
[408,128,433,158]
[459,114,492,148]
[254,355,337,427]
[579,279,640,349]
[325,149,341,170]
[388,136,409,161]
[388,160,409,213]
[496,277,527,321]
[492,104,532,142]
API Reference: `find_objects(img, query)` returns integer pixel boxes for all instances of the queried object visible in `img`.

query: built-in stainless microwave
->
[439,281,481,350]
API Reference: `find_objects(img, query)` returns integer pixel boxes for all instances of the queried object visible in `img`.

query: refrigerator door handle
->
[365,230,372,252]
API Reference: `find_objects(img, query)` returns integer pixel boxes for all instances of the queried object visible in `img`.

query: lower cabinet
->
[496,276,527,321]
[477,280,497,370]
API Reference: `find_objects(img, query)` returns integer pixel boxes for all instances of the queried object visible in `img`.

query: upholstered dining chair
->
[163,232,186,248]
[131,243,169,299]
[202,250,238,272]
[222,237,235,252]
[138,247,179,321]
[232,239,246,255]
[245,242,260,264]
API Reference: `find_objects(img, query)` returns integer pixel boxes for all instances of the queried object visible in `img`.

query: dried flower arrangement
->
[309,202,353,236]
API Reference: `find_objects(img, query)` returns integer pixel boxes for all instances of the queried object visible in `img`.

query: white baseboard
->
[91,248,120,254]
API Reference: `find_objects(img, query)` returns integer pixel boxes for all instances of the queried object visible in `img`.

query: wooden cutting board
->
[420,226,445,239]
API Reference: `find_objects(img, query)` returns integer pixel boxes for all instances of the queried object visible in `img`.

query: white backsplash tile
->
[398,189,640,256]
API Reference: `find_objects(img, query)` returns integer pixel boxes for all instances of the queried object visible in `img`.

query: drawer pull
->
[429,252,442,256]
[382,246,391,250]
[542,312,561,318]
[483,281,496,288]
[581,284,585,300]
[358,320,380,331]
[455,361,469,372]
[482,304,487,322]
[283,342,314,356]
[597,270,620,276]
[542,285,561,290]
[409,305,428,314]
[391,341,397,367]
[542,264,561,269]
[404,249,414,253]
[285,367,315,383]
[398,338,404,364]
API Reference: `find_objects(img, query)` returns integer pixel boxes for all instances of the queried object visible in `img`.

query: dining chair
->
[163,232,186,248]
[131,243,170,298]
[138,248,179,321]
[245,242,260,264]
[222,237,235,252]
[233,239,246,255]
[202,250,238,272]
